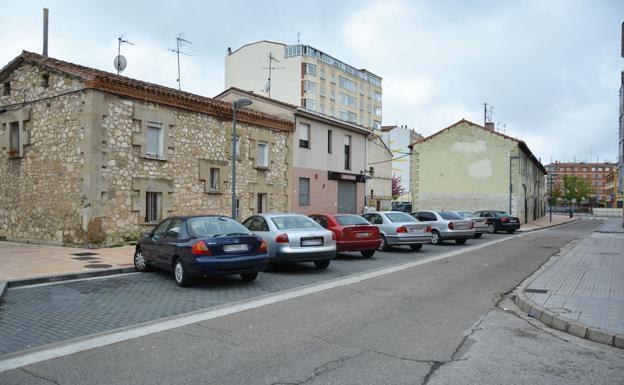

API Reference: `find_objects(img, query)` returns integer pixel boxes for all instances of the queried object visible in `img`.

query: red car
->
[309,214,381,258]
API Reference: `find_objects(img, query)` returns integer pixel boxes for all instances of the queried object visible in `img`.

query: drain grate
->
[71,256,99,261]
[70,252,99,257]
[524,288,549,294]
[84,264,112,269]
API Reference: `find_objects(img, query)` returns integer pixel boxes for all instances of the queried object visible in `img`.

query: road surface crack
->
[20,368,61,385]
[174,329,240,346]
[271,351,368,385]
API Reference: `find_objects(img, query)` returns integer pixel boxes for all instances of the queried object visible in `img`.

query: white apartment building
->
[379,125,423,202]
[225,41,383,130]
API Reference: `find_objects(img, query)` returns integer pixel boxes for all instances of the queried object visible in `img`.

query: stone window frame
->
[248,130,276,170]
[131,177,174,226]
[248,183,274,214]
[1,106,31,158]
[225,125,248,161]
[131,104,174,161]
[199,159,229,194]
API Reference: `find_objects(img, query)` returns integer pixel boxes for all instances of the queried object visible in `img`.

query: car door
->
[159,218,184,269]
[143,219,170,266]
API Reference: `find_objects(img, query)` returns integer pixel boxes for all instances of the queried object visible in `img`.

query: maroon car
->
[309,214,381,258]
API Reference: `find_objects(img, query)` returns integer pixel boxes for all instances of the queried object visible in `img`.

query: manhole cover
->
[84,264,112,269]
[71,252,99,257]
[71,256,99,261]
[524,288,549,294]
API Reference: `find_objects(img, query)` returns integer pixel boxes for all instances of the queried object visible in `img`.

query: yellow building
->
[605,168,622,208]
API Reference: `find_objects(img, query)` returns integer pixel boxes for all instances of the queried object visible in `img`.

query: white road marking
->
[10,272,141,290]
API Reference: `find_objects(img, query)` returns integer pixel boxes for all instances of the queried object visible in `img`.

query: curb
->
[516,218,581,233]
[6,267,137,289]
[513,290,624,349]
[0,281,7,304]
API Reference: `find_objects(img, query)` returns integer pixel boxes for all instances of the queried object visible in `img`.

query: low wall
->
[593,208,623,217]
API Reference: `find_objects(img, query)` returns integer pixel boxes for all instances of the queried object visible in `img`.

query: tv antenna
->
[115,35,134,74]
[261,52,284,98]
[297,32,301,43]
[169,34,192,90]
[483,102,494,125]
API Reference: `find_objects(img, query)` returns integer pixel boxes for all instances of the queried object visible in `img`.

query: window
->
[320,85,326,97]
[209,168,220,191]
[373,121,381,129]
[338,93,358,108]
[338,76,357,92]
[299,177,310,206]
[188,216,250,237]
[243,216,270,232]
[311,215,329,228]
[257,141,269,167]
[2,82,10,96]
[303,99,316,111]
[373,91,382,103]
[303,80,316,95]
[359,84,365,95]
[338,110,357,123]
[257,193,267,214]
[304,63,317,76]
[146,122,163,157]
[330,90,336,100]
[145,191,162,223]
[299,123,310,148]
[320,69,325,80]
[331,74,336,84]
[165,218,183,238]
[327,130,332,153]
[9,122,19,152]
[42,74,50,88]
[359,99,364,111]
[344,135,351,170]
[272,215,320,230]
[374,107,382,117]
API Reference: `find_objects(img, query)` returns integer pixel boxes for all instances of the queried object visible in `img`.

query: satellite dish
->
[114,55,127,72]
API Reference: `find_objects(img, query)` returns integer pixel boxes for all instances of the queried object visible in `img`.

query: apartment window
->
[209,168,220,191]
[373,120,381,129]
[359,83,365,95]
[320,85,326,97]
[304,63,317,76]
[331,74,336,84]
[145,192,162,223]
[338,110,357,123]
[2,82,10,96]
[359,99,364,111]
[327,130,332,153]
[338,92,357,108]
[9,122,19,152]
[330,90,336,100]
[299,177,310,206]
[374,107,382,116]
[373,91,382,103]
[320,69,325,80]
[299,123,310,148]
[344,135,352,170]
[591,167,596,171]
[303,99,316,111]
[146,122,164,157]
[257,193,268,214]
[319,104,325,113]
[257,141,269,167]
[304,80,316,95]
[338,76,357,92]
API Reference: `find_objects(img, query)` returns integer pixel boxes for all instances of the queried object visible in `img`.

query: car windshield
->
[187,217,251,237]
[271,216,322,230]
[493,211,509,218]
[335,215,369,226]
[385,212,417,223]
[438,212,464,220]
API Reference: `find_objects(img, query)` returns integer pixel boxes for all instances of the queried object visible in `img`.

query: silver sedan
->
[361,211,432,251]
[241,213,336,269]
[411,210,475,245]
[454,211,489,238]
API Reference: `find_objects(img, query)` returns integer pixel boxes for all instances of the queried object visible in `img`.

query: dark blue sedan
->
[134,215,269,287]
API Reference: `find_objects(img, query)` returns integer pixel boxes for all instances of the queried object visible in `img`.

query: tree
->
[562,175,594,204]
[392,175,406,199]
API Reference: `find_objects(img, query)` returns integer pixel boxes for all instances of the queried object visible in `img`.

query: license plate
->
[223,244,249,252]
[355,232,371,238]
[301,238,323,247]
[456,225,468,230]
[510,219,517,223]
[409,227,421,233]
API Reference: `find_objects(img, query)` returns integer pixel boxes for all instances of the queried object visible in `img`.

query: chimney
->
[484,122,495,131]
[43,8,49,56]
[227,47,232,56]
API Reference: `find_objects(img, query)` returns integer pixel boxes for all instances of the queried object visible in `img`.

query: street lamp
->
[509,155,521,214]
[231,98,253,219]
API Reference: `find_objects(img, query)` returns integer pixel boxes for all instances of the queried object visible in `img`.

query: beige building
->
[225,41,383,130]
[366,133,393,210]
[409,120,546,223]
[0,51,293,246]
[216,87,370,215]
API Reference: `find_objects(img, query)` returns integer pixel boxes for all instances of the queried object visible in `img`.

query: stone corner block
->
[587,328,615,346]
[527,305,543,320]
[551,316,568,332]
[539,310,555,327]
[567,321,588,339]
[614,335,624,349]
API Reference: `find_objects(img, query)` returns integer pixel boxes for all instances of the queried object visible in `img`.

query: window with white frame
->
[374,107,382,116]
[373,120,381,129]
[320,84,325,97]
[338,110,357,123]
[338,76,357,92]
[330,90,336,100]
[304,80,316,95]
[257,141,269,167]
[209,168,220,191]
[299,123,310,148]
[145,191,162,223]
[338,93,357,108]
[320,69,325,79]
[331,74,336,84]
[299,177,310,206]
[233,135,241,158]
[146,122,164,157]
[373,91,382,103]
[304,63,317,76]
[303,99,316,111]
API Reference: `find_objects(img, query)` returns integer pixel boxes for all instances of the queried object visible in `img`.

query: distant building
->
[605,168,622,208]
[408,119,546,223]
[225,41,383,130]
[545,162,617,205]
[619,71,624,198]
[366,133,393,211]
[380,125,423,202]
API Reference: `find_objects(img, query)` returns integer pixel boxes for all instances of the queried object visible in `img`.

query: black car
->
[134,215,269,287]
[474,210,521,234]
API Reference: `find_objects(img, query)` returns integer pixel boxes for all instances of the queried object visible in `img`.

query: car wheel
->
[455,239,467,245]
[378,235,389,251]
[174,259,192,287]
[410,244,423,251]
[314,260,331,269]
[133,248,150,272]
[240,272,258,282]
[507,230,516,234]
[431,230,441,245]
[474,233,482,239]
[487,224,496,234]
[361,250,375,258]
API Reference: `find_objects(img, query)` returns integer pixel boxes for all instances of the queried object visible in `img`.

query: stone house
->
[408,119,546,223]
[0,51,293,246]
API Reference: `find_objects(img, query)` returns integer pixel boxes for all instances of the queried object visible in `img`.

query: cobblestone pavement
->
[523,218,624,334]
[0,237,502,357]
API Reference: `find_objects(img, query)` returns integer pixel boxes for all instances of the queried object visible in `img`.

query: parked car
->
[134,215,269,287]
[242,213,336,269]
[454,211,489,238]
[411,210,475,245]
[473,210,521,234]
[361,211,432,251]
[391,201,413,213]
[309,214,380,258]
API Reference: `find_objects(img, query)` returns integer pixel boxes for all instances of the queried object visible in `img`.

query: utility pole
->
[169,34,192,91]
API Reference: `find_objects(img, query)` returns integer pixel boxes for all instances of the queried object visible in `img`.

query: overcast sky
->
[1,0,622,164]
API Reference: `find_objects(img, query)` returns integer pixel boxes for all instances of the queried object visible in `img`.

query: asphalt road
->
[2,219,623,384]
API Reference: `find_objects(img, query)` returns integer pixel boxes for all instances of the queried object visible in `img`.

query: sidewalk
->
[515,218,624,347]
[516,214,578,232]
[0,241,134,281]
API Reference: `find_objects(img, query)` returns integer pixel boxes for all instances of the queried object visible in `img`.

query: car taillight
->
[276,233,289,243]
[258,240,268,253]
[396,226,408,233]
[501,217,509,223]
[425,226,432,233]
[191,240,212,256]
[448,222,454,230]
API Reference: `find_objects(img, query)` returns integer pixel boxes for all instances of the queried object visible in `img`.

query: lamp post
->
[509,155,521,214]
[549,172,556,222]
[231,98,253,219]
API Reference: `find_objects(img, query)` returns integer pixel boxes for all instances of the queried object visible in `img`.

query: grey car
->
[411,210,475,245]
[361,211,432,251]
[241,213,336,269]
[453,211,489,238]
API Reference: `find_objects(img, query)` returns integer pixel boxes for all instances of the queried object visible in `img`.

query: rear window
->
[493,211,509,218]
[438,212,463,220]
[335,215,369,226]
[188,217,251,237]
[457,212,475,218]
[385,212,417,223]
[271,216,322,230]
